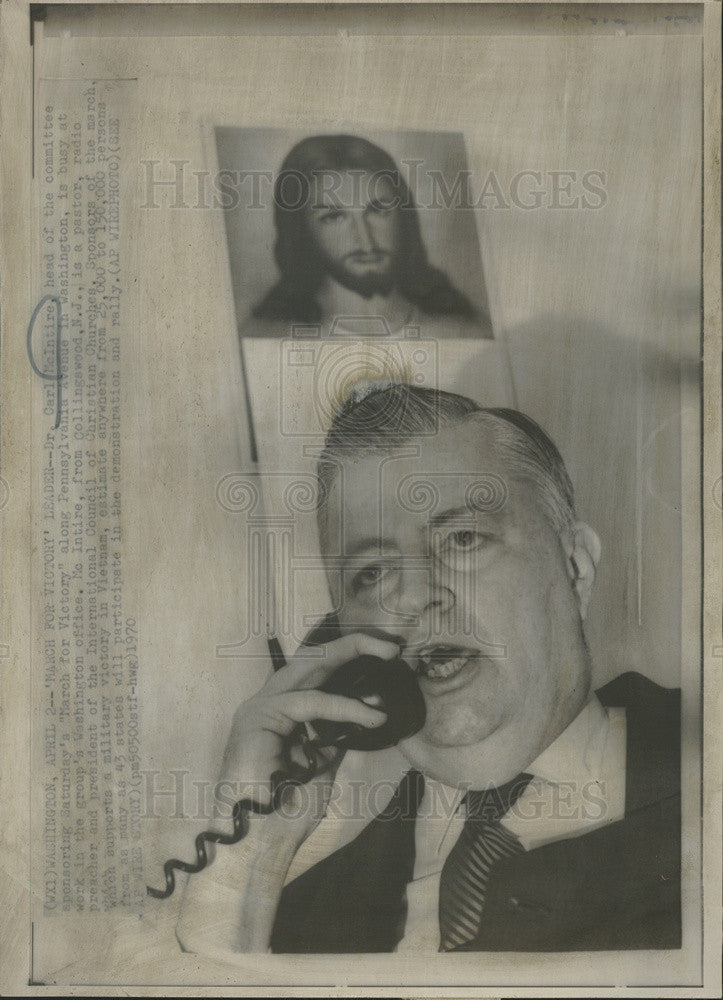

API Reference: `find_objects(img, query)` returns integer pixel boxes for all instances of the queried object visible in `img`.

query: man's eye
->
[351,564,391,592]
[449,530,483,550]
[436,529,490,564]
[319,209,343,223]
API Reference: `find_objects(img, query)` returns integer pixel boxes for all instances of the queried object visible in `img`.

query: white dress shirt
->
[396,696,627,952]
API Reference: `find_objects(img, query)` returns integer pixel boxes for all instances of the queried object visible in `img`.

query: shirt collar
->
[526,694,611,787]
[417,694,613,820]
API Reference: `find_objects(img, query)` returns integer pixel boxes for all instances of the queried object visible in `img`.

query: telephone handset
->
[312,653,426,752]
[147,652,425,898]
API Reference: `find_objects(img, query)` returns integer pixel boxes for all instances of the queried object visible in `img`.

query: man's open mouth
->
[413,644,479,681]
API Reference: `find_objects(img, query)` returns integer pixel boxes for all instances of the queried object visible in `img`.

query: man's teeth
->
[417,652,473,679]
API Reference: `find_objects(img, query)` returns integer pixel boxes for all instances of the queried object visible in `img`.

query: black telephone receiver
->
[311,654,426,752]
[147,649,425,899]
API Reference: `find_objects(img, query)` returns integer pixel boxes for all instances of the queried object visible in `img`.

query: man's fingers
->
[271,633,399,692]
[275,690,387,728]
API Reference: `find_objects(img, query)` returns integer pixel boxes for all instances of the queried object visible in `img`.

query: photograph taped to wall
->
[216,125,493,340]
[0,1,720,996]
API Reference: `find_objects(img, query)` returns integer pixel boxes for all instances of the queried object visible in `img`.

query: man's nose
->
[389,564,455,625]
[350,211,376,251]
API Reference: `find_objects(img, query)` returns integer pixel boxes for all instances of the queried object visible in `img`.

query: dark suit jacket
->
[271,672,681,952]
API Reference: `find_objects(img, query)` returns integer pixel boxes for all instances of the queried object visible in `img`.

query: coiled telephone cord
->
[146,732,334,899]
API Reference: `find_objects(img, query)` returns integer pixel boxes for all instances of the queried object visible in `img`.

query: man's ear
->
[561,521,601,620]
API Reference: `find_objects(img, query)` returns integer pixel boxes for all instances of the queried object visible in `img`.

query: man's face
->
[304,170,400,297]
[323,420,593,787]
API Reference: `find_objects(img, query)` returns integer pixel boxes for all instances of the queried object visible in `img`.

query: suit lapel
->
[271,770,423,953]
[456,675,681,951]
[456,792,681,951]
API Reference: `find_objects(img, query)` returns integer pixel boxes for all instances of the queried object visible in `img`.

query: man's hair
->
[253,134,480,323]
[316,383,576,542]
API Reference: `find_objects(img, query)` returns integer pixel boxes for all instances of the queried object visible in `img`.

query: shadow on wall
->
[504,310,700,690]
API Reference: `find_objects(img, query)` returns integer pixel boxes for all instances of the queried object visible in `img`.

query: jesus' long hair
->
[252,134,480,323]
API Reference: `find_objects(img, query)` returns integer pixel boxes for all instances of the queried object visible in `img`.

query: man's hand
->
[218,632,398,845]
[177,632,399,954]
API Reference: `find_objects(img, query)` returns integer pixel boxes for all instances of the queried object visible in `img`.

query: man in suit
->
[177,383,680,954]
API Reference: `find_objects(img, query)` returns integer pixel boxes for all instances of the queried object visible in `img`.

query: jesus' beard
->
[320,253,398,299]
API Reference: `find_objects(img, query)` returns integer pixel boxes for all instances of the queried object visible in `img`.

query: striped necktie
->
[438,773,533,951]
